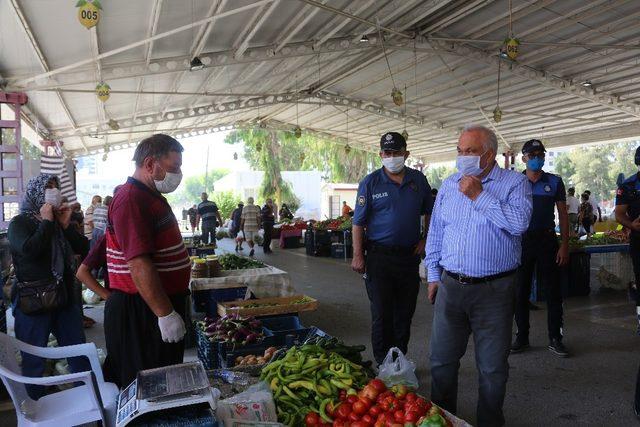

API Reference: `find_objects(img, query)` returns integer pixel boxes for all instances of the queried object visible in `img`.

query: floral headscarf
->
[21,173,60,215]
[20,173,69,281]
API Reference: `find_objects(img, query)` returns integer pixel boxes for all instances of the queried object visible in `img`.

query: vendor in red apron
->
[103,134,191,387]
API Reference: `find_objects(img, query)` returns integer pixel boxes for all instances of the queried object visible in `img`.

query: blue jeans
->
[91,228,105,249]
[430,272,516,427]
[13,302,90,400]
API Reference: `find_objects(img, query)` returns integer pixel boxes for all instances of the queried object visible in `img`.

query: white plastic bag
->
[217,381,278,427]
[378,347,419,389]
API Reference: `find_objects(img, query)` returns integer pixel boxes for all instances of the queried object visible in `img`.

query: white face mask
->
[44,188,62,208]
[382,156,405,174]
[154,170,183,193]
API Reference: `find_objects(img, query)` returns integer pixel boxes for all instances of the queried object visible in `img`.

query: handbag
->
[16,277,67,315]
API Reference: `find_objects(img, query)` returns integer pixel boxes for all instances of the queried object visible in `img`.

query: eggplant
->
[245,333,258,344]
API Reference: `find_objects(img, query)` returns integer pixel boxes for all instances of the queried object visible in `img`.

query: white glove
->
[157,310,186,343]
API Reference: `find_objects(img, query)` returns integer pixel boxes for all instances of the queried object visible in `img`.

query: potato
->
[235,356,244,364]
[256,357,265,364]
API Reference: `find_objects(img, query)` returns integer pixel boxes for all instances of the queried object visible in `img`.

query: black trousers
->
[103,291,187,388]
[263,222,274,252]
[364,249,420,364]
[630,236,640,410]
[515,231,563,341]
[201,221,216,245]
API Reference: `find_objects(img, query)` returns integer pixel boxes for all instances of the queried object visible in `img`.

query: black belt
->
[445,269,516,285]
[366,242,415,256]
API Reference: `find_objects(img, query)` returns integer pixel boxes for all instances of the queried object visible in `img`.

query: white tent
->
[1,0,639,163]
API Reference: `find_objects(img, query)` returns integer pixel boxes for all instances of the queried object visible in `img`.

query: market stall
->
[305,218,353,259]
[276,221,307,249]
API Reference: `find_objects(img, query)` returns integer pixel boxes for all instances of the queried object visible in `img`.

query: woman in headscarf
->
[8,173,90,399]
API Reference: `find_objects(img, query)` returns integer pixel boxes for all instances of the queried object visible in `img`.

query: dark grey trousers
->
[430,272,516,427]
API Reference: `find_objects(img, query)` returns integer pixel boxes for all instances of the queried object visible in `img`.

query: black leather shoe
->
[510,338,530,354]
[548,338,569,357]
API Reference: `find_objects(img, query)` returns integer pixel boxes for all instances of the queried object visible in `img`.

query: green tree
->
[424,165,456,189]
[553,153,576,185]
[166,169,229,208]
[211,191,242,219]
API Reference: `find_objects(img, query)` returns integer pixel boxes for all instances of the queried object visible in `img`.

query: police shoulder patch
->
[358,195,365,206]
[544,185,551,193]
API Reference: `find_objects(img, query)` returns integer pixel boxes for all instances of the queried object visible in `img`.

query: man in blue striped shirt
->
[425,124,532,427]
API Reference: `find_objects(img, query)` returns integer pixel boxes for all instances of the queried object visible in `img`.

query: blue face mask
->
[456,152,487,176]
[526,157,545,172]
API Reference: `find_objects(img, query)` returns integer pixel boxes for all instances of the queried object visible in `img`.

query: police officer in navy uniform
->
[352,132,433,364]
[613,146,640,418]
[511,139,571,357]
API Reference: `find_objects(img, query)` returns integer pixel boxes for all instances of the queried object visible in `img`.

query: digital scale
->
[115,361,219,427]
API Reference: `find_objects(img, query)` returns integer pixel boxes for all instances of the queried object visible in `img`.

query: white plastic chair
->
[0,332,118,427]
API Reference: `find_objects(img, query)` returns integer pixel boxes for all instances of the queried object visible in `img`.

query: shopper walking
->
[241,197,261,257]
[511,139,570,358]
[84,195,101,240]
[261,198,276,253]
[425,124,532,427]
[103,134,190,388]
[579,193,594,237]
[197,192,222,246]
[230,202,244,251]
[614,146,640,418]
[187,204,198,234]
[352,131,433,364]
[566,187,580,234]
[91,195,111,246]
[8,174,90,399]
[585,189,602,225]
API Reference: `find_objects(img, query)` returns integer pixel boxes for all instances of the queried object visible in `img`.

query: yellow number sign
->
[96,82,110,102]
[77,0,102,29]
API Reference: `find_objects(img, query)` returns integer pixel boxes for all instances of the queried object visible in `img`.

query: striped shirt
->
[241,204,261,232]
[425,164,532,282]
[92,204,108,232]
[197,200,219,223]
[106,177,191,295]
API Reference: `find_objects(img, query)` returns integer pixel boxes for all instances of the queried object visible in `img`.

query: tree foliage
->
[553,142,639,201]
[424,165,456,190]
[225,128,381,188]
[211,191,243,219]
[166,169,229,208]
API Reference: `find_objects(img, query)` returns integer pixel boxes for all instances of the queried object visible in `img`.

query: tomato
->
[305,412,320,426]
[353,400,369,415]
[368,379,387,393]
[405,393,417,403]
[349,412,361,422]
[351,422,371,427]
[403,411,420,423]
[339,390,347,401]
[361,414,374,424]
[394,410,405,423]
[369,405,382,417]
[336,402,352,420]
[347,395,359,405]
[377,391,394,403]
[361,384,379,401]
[332,420,347,427]
[380,396,399,412]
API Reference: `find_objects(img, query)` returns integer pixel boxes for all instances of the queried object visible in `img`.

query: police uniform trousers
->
[514,229,563,341]
[630,234,640,411]
[364,243,420,364]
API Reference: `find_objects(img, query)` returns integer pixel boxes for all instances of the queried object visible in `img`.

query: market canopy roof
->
[1,0,640,162]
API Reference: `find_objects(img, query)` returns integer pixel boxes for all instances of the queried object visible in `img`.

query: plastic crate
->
[283,236,302,249]
[593,251,633,290]
[130,403,218,426]
[195,326,219,369]
[217,333,280,369]
[314,230,332,245]
[192,286,251,315]
[331,243,353,259]
[259,315,303,331]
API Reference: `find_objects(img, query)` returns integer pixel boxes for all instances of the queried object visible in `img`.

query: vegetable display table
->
[191,265,296,299]
[278,229,303,248]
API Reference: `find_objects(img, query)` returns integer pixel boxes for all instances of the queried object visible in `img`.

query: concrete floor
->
[2,238,639,426]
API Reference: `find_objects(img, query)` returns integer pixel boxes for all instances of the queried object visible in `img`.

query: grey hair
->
[462,124,498,153]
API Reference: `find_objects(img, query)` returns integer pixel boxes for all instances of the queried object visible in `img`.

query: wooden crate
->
[217,295,318,317]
